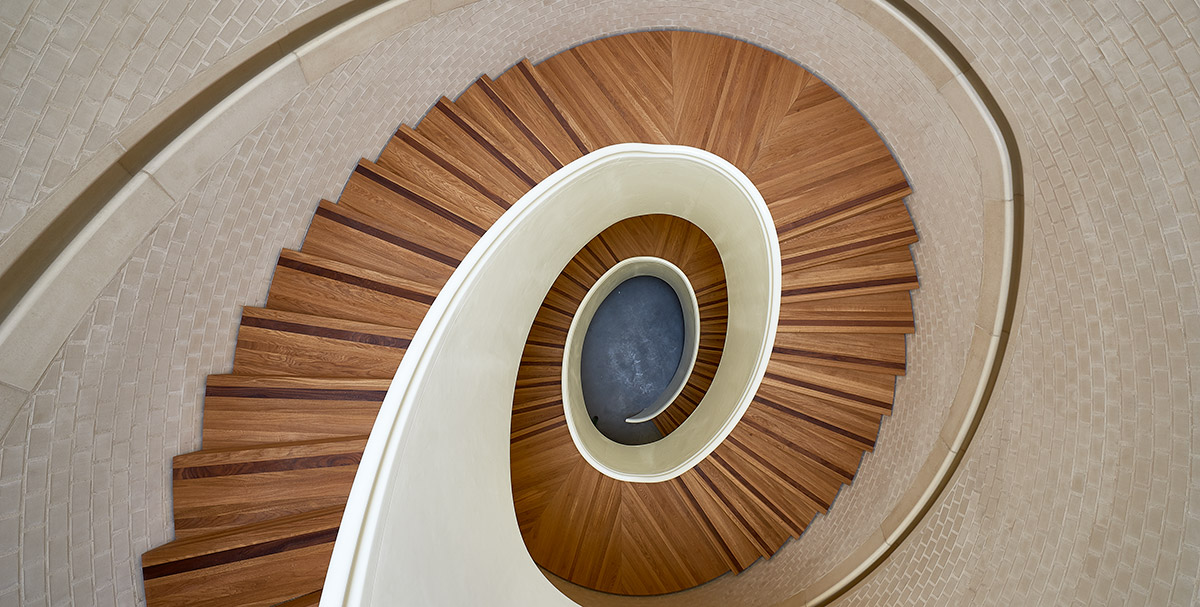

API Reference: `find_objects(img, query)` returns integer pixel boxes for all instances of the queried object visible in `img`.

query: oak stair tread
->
[201,375,389,449]
[171,436,367,538]
[233,306,412,379]
[265,248,438,330]
[302,199,460,289]
[143,506,341,607]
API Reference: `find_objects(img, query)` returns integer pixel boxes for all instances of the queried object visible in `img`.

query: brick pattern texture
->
[0,0,323,240]
[0,0,1194,606]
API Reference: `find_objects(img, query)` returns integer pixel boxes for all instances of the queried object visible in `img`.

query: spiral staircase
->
[140,30,917,606]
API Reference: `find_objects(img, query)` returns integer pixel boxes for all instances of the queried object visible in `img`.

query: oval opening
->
[580,275,685,445]
[566,257,700,446]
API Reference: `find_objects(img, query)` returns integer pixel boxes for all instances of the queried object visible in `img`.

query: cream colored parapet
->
[321,145,776,606]
[558,160,779,482]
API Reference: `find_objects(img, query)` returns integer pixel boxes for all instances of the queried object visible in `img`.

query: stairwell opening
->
[572,257,700,445]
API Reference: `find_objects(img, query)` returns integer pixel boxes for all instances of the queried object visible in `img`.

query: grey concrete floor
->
[580,275,684,445]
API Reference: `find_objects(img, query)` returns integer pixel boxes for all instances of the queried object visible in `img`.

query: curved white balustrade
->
[321,144,779,606]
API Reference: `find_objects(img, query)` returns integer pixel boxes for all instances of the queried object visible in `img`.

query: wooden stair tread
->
[761,357,897,415]
[414,97,542,193]
[447,77,564,180]
[772,331,908,374]
[143,507,341,607]
[672,31,808,169]
[488,60,589,166]
[302,199,459,287]
[778,291,915,335]
[779,200,918,270]
[532,31,673,148]
[336,160,489,261]
[266,248,437,330]
[379,125,519,210]
[780,246,919,302]
[174,436,369,470]
[144,505,342,566]
[233,306,411,378]
[172,467,358,539]
[201,375,388,449]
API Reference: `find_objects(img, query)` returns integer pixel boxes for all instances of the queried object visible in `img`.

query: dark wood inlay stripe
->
[511,418,566,443]
[205,385,388,401]
[354,163,487,237]
[541,300,577,320]
[392,128,510,210]
[772,345,906,372]
[781,275,916,298]
[531,318,568,335]
[710,451,801,535]
[763,371,893,411]
[515,377,561,389]
[727,434,832,510]
[577,246,609,282]
[315,205,460,268]
[778,319,914,328]
[435,100,538,188]
[559,268,593,294]
[241,313,411,349]
[782,229,918,266]
[741,414,856,482]
[593,233,621,267]
[695,281,726,298]
[477,78,563,169]
[673,478,741,570]
[174,452,362,480]
[142,526,339,580]
[694,466,771,555]
[568,48,651,143]
[277,255,437,305]
[774,179,910,235]
[513,398,564,415]
[754,393,875,449]
[525,339,565,350]
[517,61,589,154]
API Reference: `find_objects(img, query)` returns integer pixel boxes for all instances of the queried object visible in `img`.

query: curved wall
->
[0,0,321,241]
[837,1,1200,604]
[0,1,1193,606]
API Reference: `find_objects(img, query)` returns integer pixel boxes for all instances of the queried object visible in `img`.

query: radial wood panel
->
[143,30,919,604]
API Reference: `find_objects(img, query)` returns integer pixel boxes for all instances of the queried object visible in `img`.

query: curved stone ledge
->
[0,0,1022,604]
[0,0,465,419]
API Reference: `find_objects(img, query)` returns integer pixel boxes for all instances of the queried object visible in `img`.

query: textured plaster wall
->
[0,0,324,240]
[0,1,1192,607]
[836,1,1200,605]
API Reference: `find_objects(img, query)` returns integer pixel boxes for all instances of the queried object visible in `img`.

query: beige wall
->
[0,0,325,241]
[837,1,1200,604]
[0,0,1194,606]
